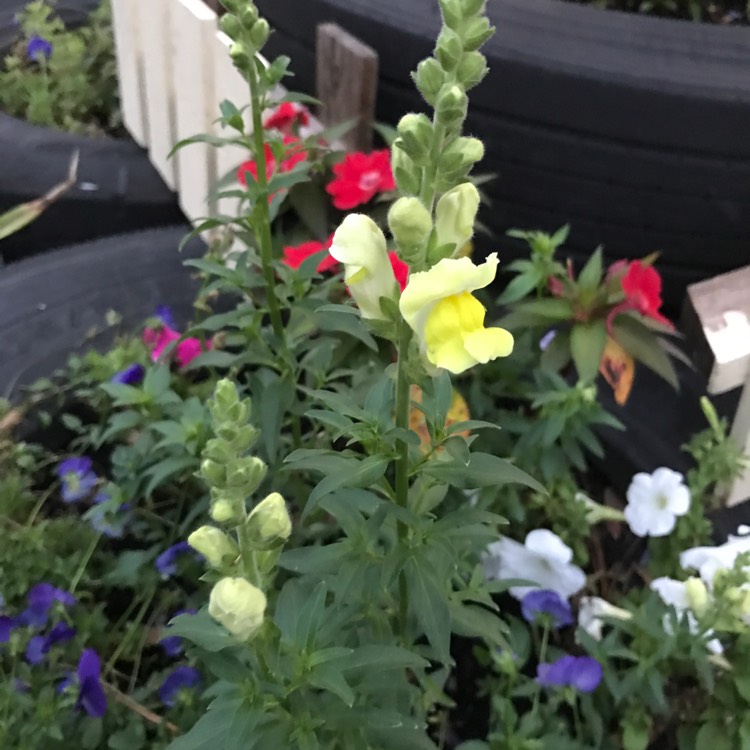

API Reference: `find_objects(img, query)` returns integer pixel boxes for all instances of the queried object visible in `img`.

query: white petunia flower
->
[680,534,750,586]
[623,467,690,537]
[577,596,632,641]
[483,528,586,601]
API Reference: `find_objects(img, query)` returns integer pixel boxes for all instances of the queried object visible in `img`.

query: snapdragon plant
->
[166,1,544,747]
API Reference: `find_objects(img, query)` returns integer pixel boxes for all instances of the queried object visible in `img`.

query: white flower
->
[623,468,690,537]
[578,596,632,641]
[680,534,750,586]
[651,577,722,654]
[483,528,586,600]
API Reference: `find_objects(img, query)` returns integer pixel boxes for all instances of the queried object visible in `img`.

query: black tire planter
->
[0,0,101,54]
[0,112,185,264]
[258,0,750,312]
[0,226,204,399]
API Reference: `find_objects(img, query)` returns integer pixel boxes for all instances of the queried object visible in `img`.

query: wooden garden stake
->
[316,23,378,152]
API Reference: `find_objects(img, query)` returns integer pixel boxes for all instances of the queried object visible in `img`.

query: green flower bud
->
[200,459,226,486]
[202,438,232,464]
[462,0,486,15]
[209,577,266,641]
[413,58,446,105]
[461,16,494,51]
[435,85,468,127]
[244,492,292,549]
[391,141,421,196]
[436,28,463,72]
[229,41,251,67]
[439,136,484,178]
[249,18,270,49]
[188,526,238,569]
[397,113,433,164]
[456,50,488,90]
[438,0,462,29]
[685,577,709,618]
[239,5,259,29]
[435,182,480,254]
[388,197,433,253]
[210,498,240,524]
[219,13,242,40]
[226,456,267,491]
[210,379,247,424]
[220,0,241,13]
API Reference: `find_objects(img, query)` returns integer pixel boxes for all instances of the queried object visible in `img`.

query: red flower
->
[237,136,307,187]
[263,102,310,133]
[388,251,408,292]
[326,149,396,210]
[607,260,672,331]
[282,234,338,273]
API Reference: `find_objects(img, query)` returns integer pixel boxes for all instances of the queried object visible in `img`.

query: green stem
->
[246,58,284,340]
[419,120,447,214]
[531,622,551,715]
[572,696,583,742]
[69,533,101,595]
[394,319,413,514]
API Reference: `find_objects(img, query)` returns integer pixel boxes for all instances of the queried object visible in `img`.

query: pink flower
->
[325,150,396,210]
[388,251,408,292]
[176,338,209,368]
[263,102,310,134]
[607,260,672,331]
[143,326,180,362]
[237,136,307,187]
[282,235,338,273]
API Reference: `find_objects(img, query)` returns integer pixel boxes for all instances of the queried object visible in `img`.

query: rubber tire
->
[257,0,750,311]
[0,113,185,264]
[0,0,101,54]
[0,226,204,399]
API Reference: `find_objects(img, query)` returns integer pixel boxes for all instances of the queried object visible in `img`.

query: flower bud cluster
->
[220,0,270,75]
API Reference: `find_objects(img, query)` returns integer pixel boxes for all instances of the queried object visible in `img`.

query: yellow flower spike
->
[435,182,480,255]
[400,253,513,374]
[329,214,399,321]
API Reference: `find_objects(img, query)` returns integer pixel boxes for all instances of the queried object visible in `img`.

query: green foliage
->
[0,0,121,134]
[569,0,748,23]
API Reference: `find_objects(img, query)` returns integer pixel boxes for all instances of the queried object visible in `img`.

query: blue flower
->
[56,457,98,503]
[25,622,77,664]
[521,589,574,629]
[0,615,16,643]
[20,583,76,628]
[111,363,145,386]
[59,649,108,717]
[87,493,132,539]
[159,666,201,707]
[154,305,177,330]
[27,35,52,62]
[536,654,603,693]
[160,609,197,657]
[155,542,194,578]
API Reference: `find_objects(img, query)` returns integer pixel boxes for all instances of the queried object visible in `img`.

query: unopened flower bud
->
[436,28,463,71]
[239,5,259,28]
[200,459,226,486]
[413,58,445,105]
[462,0,486,15]
[391,142,421,195]
[456,50,488,90]
[397,113,433,164]
[209,577,266,641]
[439,136,484,179]
[388,198,433,250]
[245,492,292,549]
[188,526,238,568]
[229,41,251,67]
[462,17,494,51]
[574,492,626,525]
[435,85,468,126]
[210,498,239,524]
[226,456,267,491]
[438,0,462,29]
[210,379,247,424]
[249,18,269,49]
[219,13,241,39]
[685,577,709,618]
[435,182,480,255]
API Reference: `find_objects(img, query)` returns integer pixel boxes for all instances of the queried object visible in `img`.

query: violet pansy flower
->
[59,649,108,717]
[537,654,603,693]
[20,583,76,628]
[56,457,98,503]
[27,35,52,61]
[111,363,145,386]
[159,665,201,707]
[521,589,573,629]
[155,542,195,578]
[25,621,76,665]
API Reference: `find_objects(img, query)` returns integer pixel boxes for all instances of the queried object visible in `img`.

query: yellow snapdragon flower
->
[400,253,513,374]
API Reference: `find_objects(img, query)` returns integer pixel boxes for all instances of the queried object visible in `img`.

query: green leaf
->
[143,455,198,497]
[259,374,293,463]
[166,609,237,652]
[577,247,603,290]
[339,645,430,672]
[182,349,239,371]
[305,456,389,518]
[315,305,378,351]
[422,452,545,494]
[405,559,451,662]
[496,271,540,304]
[308,664,355,707]
[449,602,508,650]
[570,320,607,383]
[167,696,262,750]
[612,315,678,388]
[695,722,733,750]
[295,581,328,651]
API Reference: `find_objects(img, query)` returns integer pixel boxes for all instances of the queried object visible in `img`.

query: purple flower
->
[159,666,201,707]
[155,542,194,578]
[111,363,145,386]
[537,654,603,693]
[25,622,77,665]
[56,457,98,503]
[59,649,108,717]
[521,589,574,629]
[20,583,76,628]
[160,609,197,657]
[87,493,131,538]
[0,615,16,643]
[155,305,177,330]
[27,35,52,62]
